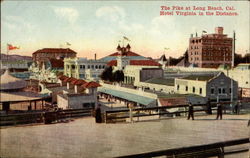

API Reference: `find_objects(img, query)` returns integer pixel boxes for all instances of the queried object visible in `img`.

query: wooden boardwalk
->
[0,114,249,158]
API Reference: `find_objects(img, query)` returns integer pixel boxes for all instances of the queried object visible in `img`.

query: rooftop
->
[144,78,175,86]
[181,74,215,81]
[33,48,77,54]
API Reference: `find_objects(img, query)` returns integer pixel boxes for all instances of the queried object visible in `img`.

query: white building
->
[64,57,107,81]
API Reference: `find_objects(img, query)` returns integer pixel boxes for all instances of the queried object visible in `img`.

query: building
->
[175,72,238,102]
[188,27,232,68]
[63,57,107,81]
[106,44,162,85]
[56,76,101,109]
[32,48,77,66]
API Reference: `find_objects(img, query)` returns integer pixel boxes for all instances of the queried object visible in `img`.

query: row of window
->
[177,85,232,95]
[190,57,199,61]
[79,74,98,78]
[211,87,231,94]
[79,65,105,69]
[177,85,203,94]
[67,65,105,70]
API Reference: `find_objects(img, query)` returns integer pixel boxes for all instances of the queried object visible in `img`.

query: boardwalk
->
[0,114,249,158]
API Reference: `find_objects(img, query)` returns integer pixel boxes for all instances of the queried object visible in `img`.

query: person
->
[216,103,223,120]
[187,103,194,120]
[206,99,212,114]
[95,104,102,123]
[234,101,241,114]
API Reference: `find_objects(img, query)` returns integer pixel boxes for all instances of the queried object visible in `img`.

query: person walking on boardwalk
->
[187,102,194,120]
[95,104,102,123]
[216,102,223,120]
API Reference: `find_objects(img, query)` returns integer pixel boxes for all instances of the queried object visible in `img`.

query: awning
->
[98,88,155,106]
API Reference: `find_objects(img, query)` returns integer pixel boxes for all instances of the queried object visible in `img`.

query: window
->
[218,88,222,94]
[79,74,85,78]
[71,65,75,69]
[177,85,180,90]
[200,88,202,94]
[229,88,232,94]
[222,88,226,94]
[87,65,90,69]
[95,65,98,69]
[193,87,195,93]
[91,65,94,69]
[186,86,188,91]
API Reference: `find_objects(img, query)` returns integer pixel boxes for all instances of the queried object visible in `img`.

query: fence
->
[104,103,226,123]
[0,108,93,126]
[116,138,250,158]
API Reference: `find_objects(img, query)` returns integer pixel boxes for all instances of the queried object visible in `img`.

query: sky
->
[1,1,249,59]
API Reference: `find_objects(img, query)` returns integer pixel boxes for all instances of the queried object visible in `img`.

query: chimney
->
[215,27,223,34]
[67,82,70,89]
[74,85,78,93]
[94,53,97,60]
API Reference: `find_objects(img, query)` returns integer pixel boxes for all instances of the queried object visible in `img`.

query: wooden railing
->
[104,104,221,123]
[0,108,93,126]
[116,138,250,158]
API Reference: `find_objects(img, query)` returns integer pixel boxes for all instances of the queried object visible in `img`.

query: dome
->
[0,69,27,91]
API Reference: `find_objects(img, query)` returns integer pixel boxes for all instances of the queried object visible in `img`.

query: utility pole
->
[230,31,235,112]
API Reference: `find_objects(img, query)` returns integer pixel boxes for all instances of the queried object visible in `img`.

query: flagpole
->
[6,44,9,64]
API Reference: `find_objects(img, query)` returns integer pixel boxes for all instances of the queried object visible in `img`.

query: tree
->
[113,70,124,83]
[100,66,113,81]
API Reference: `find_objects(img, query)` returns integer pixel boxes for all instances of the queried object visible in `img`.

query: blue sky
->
[1,1,249,59]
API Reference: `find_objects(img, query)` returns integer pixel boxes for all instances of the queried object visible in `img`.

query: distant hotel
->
[32,48,77,66]
[188,27,232,68]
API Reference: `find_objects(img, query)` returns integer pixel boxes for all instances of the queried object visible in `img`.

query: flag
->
[123,36,130,41]
[66,42,71,46]
[7,44,20,50]
[202,30,207,33]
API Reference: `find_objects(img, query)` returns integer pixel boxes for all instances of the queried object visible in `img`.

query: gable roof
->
[71,79,87,85]
[130,60,161,66]
[33,48,77,55]
[82,81,101,88]
[181,74,215,81]
[144,78,175,86]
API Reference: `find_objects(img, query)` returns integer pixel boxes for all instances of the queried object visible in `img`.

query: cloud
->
[2,15,36,31]
[53,7,79,24]
[96,6,125,22]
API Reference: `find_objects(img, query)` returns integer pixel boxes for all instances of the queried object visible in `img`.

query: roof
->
[58,75,68,80]
[107,60,161,67]
[33,48,77,55]
[144,78,175,86]
[159,97,188,106]
[181,75,215,81]
[49,59,64,68]
[109,51,140,57]
[71,79,87,85]
[82,81,101,88]
[0,91,47,103]
[63,77,75,82]
[130,60,161,66]
[107,60,117,66]
[159,54,167,61]
[176,58,191,67]
[0,69,27,90]
[98,88,155,106]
